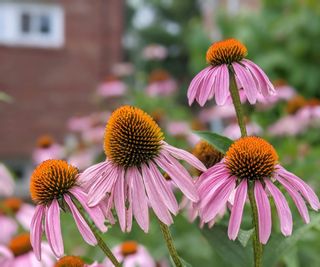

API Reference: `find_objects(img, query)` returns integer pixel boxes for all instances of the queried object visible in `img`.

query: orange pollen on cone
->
[8,233,32,257]
[121,241,138,256]
[30,159,79,205]
[0,197,23,214]
[225,136,278,181]
[206,38,248,66]
[104,106,164,168]
[55,256,85,267]
[37,135,54,148]
[192,140,224,169]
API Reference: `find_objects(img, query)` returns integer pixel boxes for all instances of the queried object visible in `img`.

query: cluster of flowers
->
[1,38,319,267]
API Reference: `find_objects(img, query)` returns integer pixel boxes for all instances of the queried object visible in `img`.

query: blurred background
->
[1,0,320,266]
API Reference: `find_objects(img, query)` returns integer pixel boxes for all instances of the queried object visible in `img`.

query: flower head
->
[104,241,156,267]
[197,136,319,244]
[30,160,107,259]
[55,255,105,267]
[80,106,206,232]
[146,69,177,97]
[188,38,275,106]
[0,232,55,267]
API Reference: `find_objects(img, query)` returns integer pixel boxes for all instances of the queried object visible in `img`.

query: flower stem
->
[228,66,247,137]
[74,200,121,267]
[158,220,183,267]
[228,66,262,267]
[248,183,263,267]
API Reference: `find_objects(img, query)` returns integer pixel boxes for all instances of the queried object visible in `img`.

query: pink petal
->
[162,142,207,172]
[200,177,236,223]
[70,186,107,232]
[79,161,111,187]
[45,199,64,258]
[232,62,258,104]
[198,68,219,106]
[187,67,211,105]
[276,175,310,223]
[265,179,292,236]
[141,164,173,225]
[30,205,45,260]
[149,161,179,214]
[228,179,248,240]
[130,168,149,232]
[214,64,229,105]
[155,153,198,202]
[254,181,271,244]
[277,165,320,210]
[64,194,97,245]
[114,168,126,232]
[125,173,133,232]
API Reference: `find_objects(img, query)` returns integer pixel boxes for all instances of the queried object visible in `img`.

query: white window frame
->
[0,2,64,48]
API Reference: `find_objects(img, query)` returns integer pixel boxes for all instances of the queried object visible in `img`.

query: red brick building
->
[0,0,124,160]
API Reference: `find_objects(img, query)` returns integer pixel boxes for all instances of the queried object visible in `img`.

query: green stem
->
[74,199,121,267]
[158,220,183,267]
[228,66,262,267]
[248,183,263,267]
[228,66,247,137]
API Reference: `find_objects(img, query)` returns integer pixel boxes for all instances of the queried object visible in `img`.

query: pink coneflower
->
[0,216,17,245]
[97,76,127,99]
[0,233,55,267]
[187,38,275,106]
[142,44,168,61]
[80,106,206,232]
[104,241,156,267]
[32,135,65,165]
[197,136,319,244]
[268,115,308,137]
[166,121,200,146]
[30,159,107,259]
[0,163,15,197]
[223,121,262,140]
[55,255,105,267]
[146,69,177,97]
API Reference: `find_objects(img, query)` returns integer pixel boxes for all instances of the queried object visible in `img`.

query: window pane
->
[20,13,31,33]
[39,15,51,34]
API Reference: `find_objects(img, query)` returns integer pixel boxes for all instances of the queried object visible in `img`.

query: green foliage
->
[194,131,233,153]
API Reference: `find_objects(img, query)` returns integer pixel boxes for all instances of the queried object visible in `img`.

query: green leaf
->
[169,256,193,267]
[263,213,320,267]
[0,92,13,103]
[201,225,253,267]
[194,131,233,154]
[237,228,254,247]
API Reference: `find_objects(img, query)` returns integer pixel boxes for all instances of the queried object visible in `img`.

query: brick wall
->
[0,0,124,159]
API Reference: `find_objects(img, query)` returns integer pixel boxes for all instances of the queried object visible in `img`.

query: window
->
[0,3,64,48]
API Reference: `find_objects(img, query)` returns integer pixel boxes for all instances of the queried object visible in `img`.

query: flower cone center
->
[0,198,22,215]
[192,140,224,169]
[55,256,85,267]
[37,135,54,148]
[121,241,138,256]
[206,38,247,66]
[149,69,170,83]
[8,233,32,257]
[225,136,278,180]
[104,106,164,167]
[30,159,78,205]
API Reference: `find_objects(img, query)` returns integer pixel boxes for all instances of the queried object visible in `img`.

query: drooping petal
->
[45,199,64,258]
[130,167,149,232]
[30,205,45,260]
[232,62,258,104]
[64,194,97,245]
[149,161,179,214]
[162,142,207,172]
[114,168,126,232]
[265,179,292,236]
[277,165,320,210]
[214,64,229,105]
[125,173,133,232]
[198,67,219,106]
[78,161,111,186]
[70,186,107,232]
[141,164,173,225]
[155,153,198,202]
[200,177,236,223]
[276,175,310,223]
[228,179,248,240]
[254,181,271,244]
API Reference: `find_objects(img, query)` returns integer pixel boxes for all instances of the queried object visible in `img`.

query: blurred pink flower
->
[30,160,107,259]
[68,147,99,171]
[197,137,319,244]
[0,216,17,245]
[97,78,127,99]
[67,112,110,133]
[104,241,156,267]
[81,126,105,145]
[0,233,55,267]
[142,44,168,60]
[268,115,308,136]
[111,62,134,77]
[223,122,262,140]
[0,163,15,197]
[146,69,177,97]
[199,105,236,123]
[80,106,206,233]
[188,38,275,106]
[166,121,200,146]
